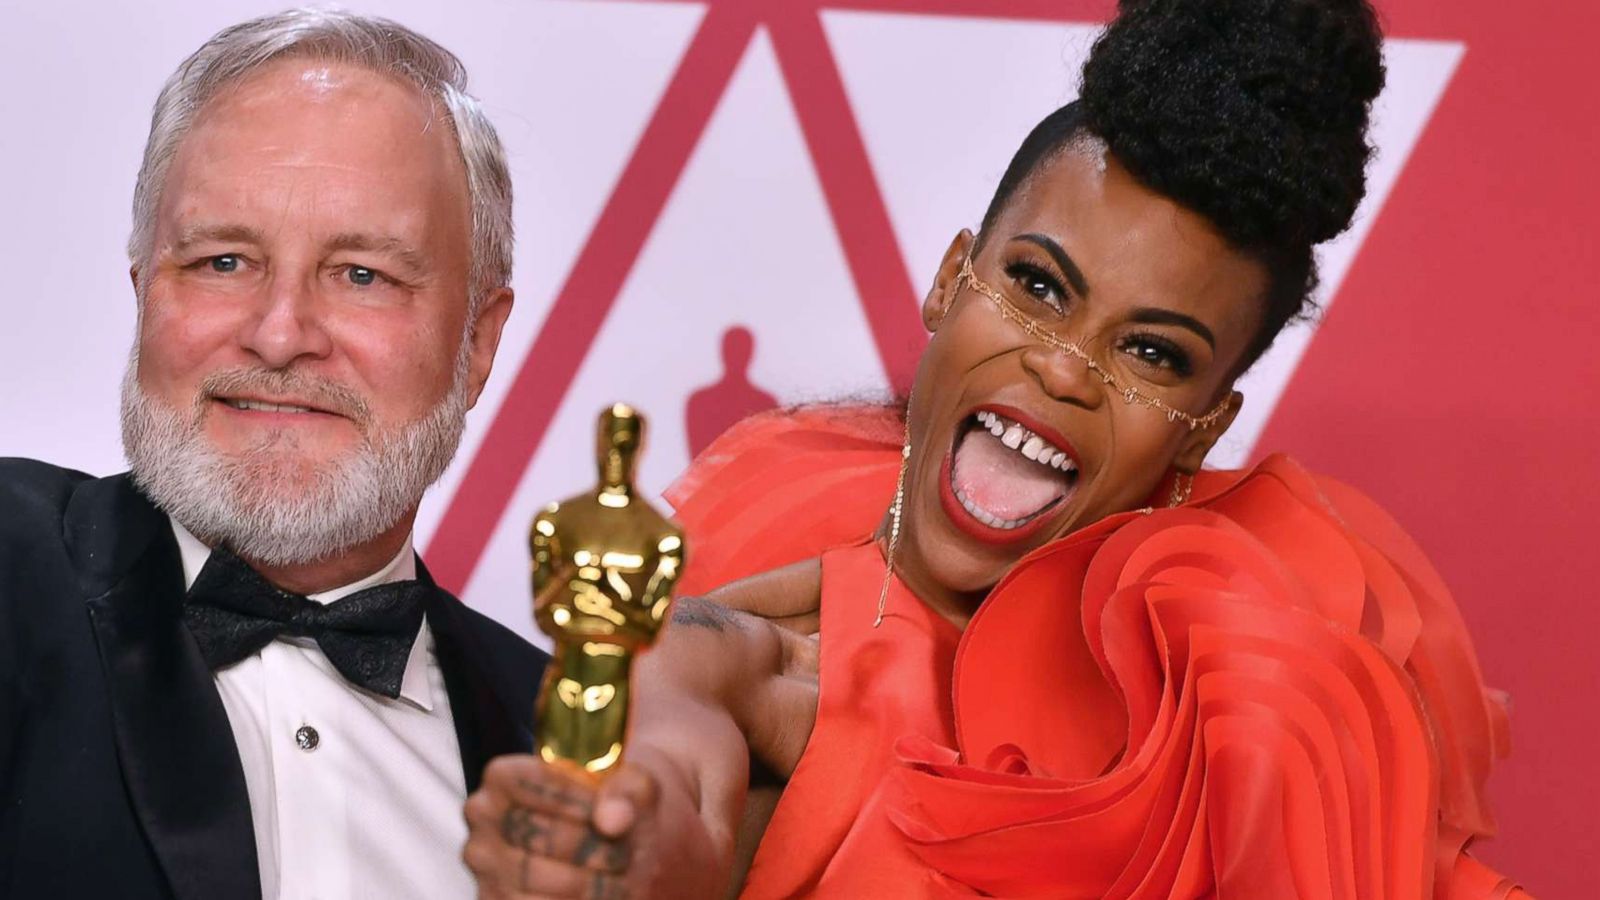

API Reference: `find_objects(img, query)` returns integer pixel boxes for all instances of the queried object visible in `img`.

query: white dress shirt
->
[171,520,475,900]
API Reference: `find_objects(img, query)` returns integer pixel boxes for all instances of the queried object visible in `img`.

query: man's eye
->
[346,266,378,286]
[209,255,240,274]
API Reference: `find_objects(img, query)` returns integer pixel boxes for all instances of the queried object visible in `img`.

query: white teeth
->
[229,399,313,414]
[956,413,1081,531]
[973,412,1077,474]
[954,485,1028,530]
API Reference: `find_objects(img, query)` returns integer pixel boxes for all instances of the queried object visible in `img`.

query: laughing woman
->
[465,0,1524,896]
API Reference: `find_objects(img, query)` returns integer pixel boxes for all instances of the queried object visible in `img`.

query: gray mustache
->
[198,368,372,426]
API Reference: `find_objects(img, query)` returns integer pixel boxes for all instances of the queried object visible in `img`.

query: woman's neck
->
[876,516,986,631]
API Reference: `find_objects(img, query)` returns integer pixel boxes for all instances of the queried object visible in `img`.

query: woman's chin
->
[908,528,1019,600]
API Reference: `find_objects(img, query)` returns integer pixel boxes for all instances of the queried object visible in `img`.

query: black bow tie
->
[182,546,430,699]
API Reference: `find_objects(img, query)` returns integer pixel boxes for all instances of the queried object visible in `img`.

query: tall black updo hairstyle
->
[978,0,1386,370]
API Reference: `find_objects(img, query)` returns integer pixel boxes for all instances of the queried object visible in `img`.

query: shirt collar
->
[168,518,437,711]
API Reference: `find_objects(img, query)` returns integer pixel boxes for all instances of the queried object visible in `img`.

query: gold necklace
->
[873,440,911,629]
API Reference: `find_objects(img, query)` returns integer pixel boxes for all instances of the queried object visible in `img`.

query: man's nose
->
[236,269,333,368]
[1019,342,1106,412]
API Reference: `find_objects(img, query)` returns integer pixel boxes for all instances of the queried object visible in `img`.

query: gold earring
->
[1168,472,1193,507]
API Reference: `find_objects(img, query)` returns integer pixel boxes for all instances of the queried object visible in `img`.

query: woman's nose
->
[1019,343,1105,411]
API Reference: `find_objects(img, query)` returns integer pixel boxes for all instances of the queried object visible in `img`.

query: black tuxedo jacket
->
[0,459,549,899]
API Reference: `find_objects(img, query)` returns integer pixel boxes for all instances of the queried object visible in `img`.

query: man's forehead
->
[292,62,367,98]
[161,181,438,241]
[154,58,469,245]
[168,58,459,187]
[202,57,440,128]
[170,221,425,255]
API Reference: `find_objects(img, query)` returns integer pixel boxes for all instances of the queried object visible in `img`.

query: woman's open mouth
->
[937,406,1081,545]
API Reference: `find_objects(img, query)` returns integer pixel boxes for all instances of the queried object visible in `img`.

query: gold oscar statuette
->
[529,403,686,778]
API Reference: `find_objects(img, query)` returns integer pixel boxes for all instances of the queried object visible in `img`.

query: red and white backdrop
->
[2,0,1594,890]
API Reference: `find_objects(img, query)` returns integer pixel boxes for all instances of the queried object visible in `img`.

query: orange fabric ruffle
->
[892,460,1518,898]
[667,406,1523,898]
[667,405,902,596]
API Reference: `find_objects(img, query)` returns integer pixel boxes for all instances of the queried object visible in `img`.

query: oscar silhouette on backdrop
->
[686,326,778,458]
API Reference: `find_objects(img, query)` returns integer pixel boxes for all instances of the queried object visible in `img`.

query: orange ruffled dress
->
[666,406,1525,899]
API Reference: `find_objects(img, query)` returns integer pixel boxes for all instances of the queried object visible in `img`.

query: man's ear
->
[922,229,975,333]
[1172,389,1244,474]
[464,286,515,410]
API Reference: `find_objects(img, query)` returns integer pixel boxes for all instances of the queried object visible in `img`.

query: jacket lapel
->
[70,475,261,900]
[419,565,537,793]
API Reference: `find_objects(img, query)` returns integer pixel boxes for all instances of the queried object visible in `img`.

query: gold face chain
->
[955,255,1233,432]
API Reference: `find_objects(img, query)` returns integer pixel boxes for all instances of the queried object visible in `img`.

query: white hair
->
[127,6,513,306]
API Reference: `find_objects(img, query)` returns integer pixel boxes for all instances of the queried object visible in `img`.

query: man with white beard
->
[0,10,564,899]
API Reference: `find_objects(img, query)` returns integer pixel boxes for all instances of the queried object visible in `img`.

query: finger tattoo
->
[517,778,592,816]
[590,871,631,900]
[573,829,630,869]
[502,807,553,854]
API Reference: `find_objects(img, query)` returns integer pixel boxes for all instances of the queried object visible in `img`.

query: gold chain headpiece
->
[955,255,1232,431]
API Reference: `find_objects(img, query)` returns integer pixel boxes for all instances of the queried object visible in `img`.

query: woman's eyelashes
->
[1118,332,1193,377]
[1004,260,1071,314]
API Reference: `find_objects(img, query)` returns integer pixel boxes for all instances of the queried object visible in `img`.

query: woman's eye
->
[346,266,379,287]
[209,255,240,274]
[1006,265,1066,313]
[1121,338,1192,375]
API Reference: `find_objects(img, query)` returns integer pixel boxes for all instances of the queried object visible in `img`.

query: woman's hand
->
[464,754,661,899]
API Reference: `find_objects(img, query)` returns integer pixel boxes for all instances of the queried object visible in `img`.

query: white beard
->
[119,345,470,567]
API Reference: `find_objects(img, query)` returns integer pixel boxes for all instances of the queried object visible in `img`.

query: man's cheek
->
[144,299,230,368]
[342,333,452,415]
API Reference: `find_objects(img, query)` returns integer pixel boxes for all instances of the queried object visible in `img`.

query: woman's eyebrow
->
[1014,233,1091,299]
[1129,307,1216,349]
